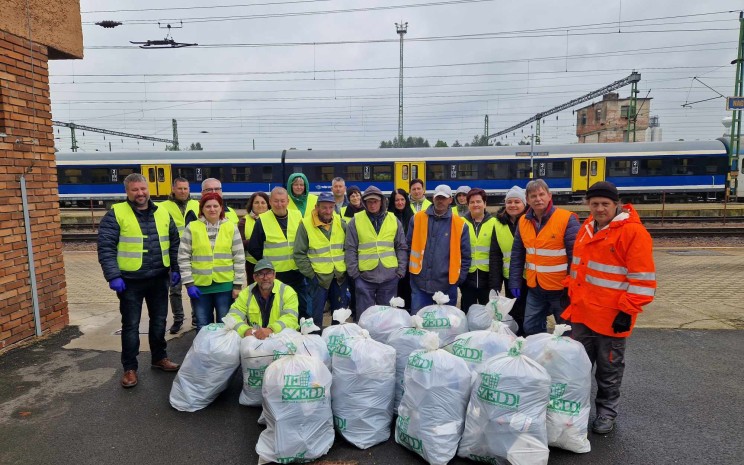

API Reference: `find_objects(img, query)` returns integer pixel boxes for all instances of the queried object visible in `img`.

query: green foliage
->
[434,140,448,147]
[380,136,430,148]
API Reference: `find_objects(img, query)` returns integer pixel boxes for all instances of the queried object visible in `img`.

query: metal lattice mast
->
[53,120,175,151]
[396,22,408,148]
[728,11,744,200]
[172,118,180,151]
[484,115,489,139]
[626,78,640,142]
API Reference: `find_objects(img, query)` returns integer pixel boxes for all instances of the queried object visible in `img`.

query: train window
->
[147,167,156,183]
[580,112,587,126]
[262,166,273,181]
[345,165,364,181]
[427,164,447,181]
[608,160,632,176]
[319,166,335,182]
[515,162,532,179]
[173,167,196,182]
[373,165,393,181]
[486,162,510,179]
[641,159,663,175]
[595,108,602,123]
[579,161,587,177]
[60,168,83,184]
[546,161,568,177]
[590,161,598,176]
[457,163,478,180]
[89,168,110,183]
[232,166,252,182]
[202,167,223,180]
[157,168,165,182]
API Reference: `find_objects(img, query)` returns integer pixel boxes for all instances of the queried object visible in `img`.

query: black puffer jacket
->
[98,200,180,282]
[488,206,523,292]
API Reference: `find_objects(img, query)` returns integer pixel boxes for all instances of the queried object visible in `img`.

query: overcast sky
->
[48,0,743,152]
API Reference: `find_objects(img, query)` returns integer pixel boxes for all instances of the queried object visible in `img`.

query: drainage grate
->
[666,250,726,256]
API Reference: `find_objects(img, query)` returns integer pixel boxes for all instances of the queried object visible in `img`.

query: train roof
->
[55,150,280,165]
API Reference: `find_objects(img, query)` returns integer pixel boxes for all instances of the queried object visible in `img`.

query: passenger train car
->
[56,139,732,207]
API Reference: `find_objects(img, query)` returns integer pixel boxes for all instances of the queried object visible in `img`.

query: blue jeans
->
[191,291,233,331]
[117,273,169,371]
[309,276,350,330]
[410,279,459,314]
[523,285,567,335]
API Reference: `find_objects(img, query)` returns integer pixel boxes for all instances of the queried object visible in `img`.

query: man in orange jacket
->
[562,181,656,434]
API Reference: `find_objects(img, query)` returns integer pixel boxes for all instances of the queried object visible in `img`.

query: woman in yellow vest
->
[178,193,246,331]
[459,188,498,312]
[287,173,318,219]
[488,185,528,335]
[239,191,270,284]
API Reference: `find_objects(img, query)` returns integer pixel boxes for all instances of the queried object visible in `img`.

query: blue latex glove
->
[170,272,181,286]
[187,286,201,299]
[109,278,126,293]
[509,288,521,299]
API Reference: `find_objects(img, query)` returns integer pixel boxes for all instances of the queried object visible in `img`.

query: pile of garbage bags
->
[358,296,412,343]
[415,291,468,345]
[386,314,436,410]
[467,290,518,334]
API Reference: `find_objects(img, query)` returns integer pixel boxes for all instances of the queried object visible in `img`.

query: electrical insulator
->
[95,21,122,28]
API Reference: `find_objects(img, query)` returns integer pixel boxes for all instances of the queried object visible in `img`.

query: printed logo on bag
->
[205,323,224,331]
[333,415,347,431]
[245,366,266,387]
[275,451,310,464]
[396,415,424,454]
[548,383,581,415]
[327,334,346,355]
[407,352,433,372]
[281,370,325,402]
[476,372,520,410]
[452,337,483,363]
[469,454,501,464]
[403,328,426,336]
[272,350,290,361]
[489,301,503,321]
[421,311,451,329]
[332,341,353,358]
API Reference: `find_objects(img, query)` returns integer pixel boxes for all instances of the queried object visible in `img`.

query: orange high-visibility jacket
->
[562,204,656,337]
[409,211,465,285]
[519,208,573,290]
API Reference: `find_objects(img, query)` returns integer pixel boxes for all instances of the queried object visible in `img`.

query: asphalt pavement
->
[0,326,741,465]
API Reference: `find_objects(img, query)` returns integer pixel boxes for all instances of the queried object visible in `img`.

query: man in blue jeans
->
[98,173,182,388]
[407,184,471,313]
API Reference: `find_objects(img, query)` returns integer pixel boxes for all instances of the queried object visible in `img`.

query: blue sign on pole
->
[727,97,744,110]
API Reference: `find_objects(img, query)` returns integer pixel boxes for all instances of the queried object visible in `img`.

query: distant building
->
[646,115,662,142]
[576,93,651,143]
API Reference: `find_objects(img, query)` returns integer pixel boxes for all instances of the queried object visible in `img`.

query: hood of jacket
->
[287,172,310,209]
[362,186,389,217]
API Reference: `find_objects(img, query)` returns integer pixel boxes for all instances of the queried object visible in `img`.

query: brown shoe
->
[151,358,180,372]
[121,370,138,388]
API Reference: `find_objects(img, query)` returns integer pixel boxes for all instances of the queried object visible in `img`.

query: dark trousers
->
[572,322,626,419]
[278,271,309,319]
[410,279,458,314]
[191,291,233,331]
[523,285,568,335]
[118,274,169,371]
[309,276,349,330]
[459,286,491,314]
[397,273,412,311]
[354,277,399,317]
[504,284,528,337]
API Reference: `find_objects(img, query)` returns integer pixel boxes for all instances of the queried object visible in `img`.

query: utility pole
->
[172,118,180,151]
[535,114,542,145]
[70,125,79,152]
[396,22,408,148]
[483,115,489,141]
[727,11,744,201]
[626,76,640,142]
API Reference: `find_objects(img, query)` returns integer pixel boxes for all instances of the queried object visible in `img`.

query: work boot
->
[121,370,138,388]
[169,322,182,334]
[151,358,180,372]
[592,415,616,434]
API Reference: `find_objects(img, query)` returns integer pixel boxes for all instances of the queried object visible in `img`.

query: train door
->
[394,161,425,191]
[571,158,605,192]
[141,164,172,197]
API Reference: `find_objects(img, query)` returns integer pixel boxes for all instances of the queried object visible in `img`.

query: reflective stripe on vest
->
[408,211,465,285]
[494,221,514,278]
[260,209,301,272]
[304,215,346,274]
[190,221,235,286]
[519,208,572,290]
[354,211,398,271]
[465,216,496,272]
[241,282,299,330]
[112,202,171,271]
[225,207,240,225]
[243,215,258,264]
[157,199,199,237]
[576,258,656,297]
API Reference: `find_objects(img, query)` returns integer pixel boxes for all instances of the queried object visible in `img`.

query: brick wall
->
[0,30,68,351]
[576,97,651,143]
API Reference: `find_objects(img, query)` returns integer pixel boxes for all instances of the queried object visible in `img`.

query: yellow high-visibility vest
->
[303,215,346,274]
[225,207,240,225]
[244,215,258,265]
[494,221,515,278]
[112,202,171,271]
[260,209,302,272]
[354,211,398,271]
[157,199,199,237]
[288,194,318,219]
[190,220,235,286]
[465,216,497,273]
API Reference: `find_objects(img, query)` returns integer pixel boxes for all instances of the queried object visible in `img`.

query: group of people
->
[98,171,656,435]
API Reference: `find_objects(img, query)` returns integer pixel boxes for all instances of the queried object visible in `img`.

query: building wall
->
[576,95,651,143]
[0,0,83,59]
[0,30,68,351]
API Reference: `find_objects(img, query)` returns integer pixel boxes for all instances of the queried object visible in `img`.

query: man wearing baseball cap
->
[293,192,349,329]
[227,258,300,339]
[407,184,471,312]
[562,181,656,434]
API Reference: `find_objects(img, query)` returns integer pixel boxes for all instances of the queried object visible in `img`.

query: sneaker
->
[168,322,183,334]
[592,415,616,434]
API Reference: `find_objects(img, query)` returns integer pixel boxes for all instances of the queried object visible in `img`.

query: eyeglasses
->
[203,187,223,193]
[255,270,274,278]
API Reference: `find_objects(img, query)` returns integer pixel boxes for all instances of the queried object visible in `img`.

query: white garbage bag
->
[458,337,551,465]
[523,324,592,453]
[395,333,472,465]
[386,315,436,410]
[239,328,299,407]
[467,289,518,334]
[321,308,364,362]
[331,329,397,449]
[290,318,332,371]
[358,296,412,343]
[169,317,241,412]
[447,321,516,374]
[255,354,334,465]
[415,291,468,346]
